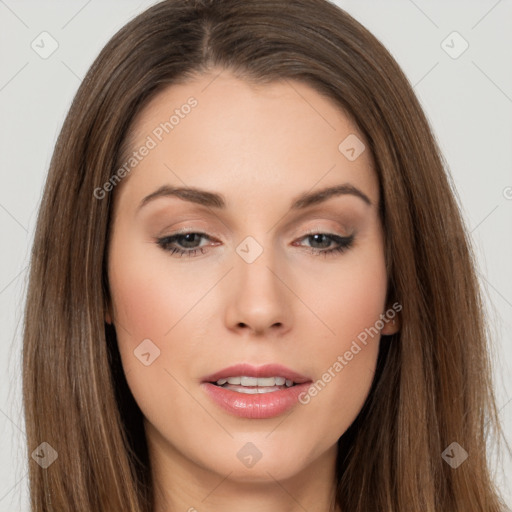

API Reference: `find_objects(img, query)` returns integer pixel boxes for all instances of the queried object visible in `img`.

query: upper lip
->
[202,363,312,384]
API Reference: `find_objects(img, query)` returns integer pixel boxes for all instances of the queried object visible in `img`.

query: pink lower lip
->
[201,382,312,419]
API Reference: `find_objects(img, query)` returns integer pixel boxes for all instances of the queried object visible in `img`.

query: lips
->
[201,363,312,385]
[201,363,314,418]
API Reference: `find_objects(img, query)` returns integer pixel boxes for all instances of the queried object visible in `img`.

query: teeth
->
[215,376,294,387]
[225,386,283,394]
[241,376,258,386]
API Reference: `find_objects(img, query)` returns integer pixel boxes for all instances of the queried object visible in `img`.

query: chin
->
[198,440,312,483]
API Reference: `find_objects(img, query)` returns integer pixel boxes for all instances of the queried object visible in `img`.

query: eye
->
[156,232,214,257]
[293,232,354,257]
[155,230,355,258]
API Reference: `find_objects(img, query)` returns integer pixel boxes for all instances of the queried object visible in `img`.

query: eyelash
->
[156,230,354,258]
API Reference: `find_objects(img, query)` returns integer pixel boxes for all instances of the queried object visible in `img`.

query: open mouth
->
[202,377,312,419]
[209,376,299,394]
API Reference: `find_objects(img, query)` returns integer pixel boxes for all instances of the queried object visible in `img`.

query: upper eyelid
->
[150,206,358,233]
[164,227,349,236]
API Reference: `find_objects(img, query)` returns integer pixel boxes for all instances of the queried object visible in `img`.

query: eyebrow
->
[138,182,372,212]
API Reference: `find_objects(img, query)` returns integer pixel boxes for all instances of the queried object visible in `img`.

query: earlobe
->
[381,315,400,335]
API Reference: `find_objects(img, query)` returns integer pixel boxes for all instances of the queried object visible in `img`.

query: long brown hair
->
[22,0,508,510]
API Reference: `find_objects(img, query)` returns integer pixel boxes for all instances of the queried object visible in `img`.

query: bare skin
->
[105,68,399,512]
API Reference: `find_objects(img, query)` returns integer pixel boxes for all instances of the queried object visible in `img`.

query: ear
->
[380,308,401,335]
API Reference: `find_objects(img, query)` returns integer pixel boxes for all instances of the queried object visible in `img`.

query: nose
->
[224,243,293,337]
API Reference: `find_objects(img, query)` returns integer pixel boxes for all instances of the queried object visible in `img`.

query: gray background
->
[1,0,511,510]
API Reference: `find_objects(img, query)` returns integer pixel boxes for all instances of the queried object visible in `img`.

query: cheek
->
[109,264,176,343]
[108,232,199,339]
[107,239,203,429]
[110,264,172,350]
[294,240,388,432]
[106,234,199,380]
[300,239,388,348]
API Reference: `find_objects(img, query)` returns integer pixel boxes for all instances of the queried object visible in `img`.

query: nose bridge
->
[225,232,292,334]
[234,233,280,299]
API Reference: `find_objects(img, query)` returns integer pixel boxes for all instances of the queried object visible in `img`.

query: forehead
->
[113,70,378,215]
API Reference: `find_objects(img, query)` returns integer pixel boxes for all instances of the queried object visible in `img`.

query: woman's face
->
[106,69,397,494]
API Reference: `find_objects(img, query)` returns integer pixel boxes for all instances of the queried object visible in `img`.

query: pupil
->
[311,234,329,248]
[181,234,199,248]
